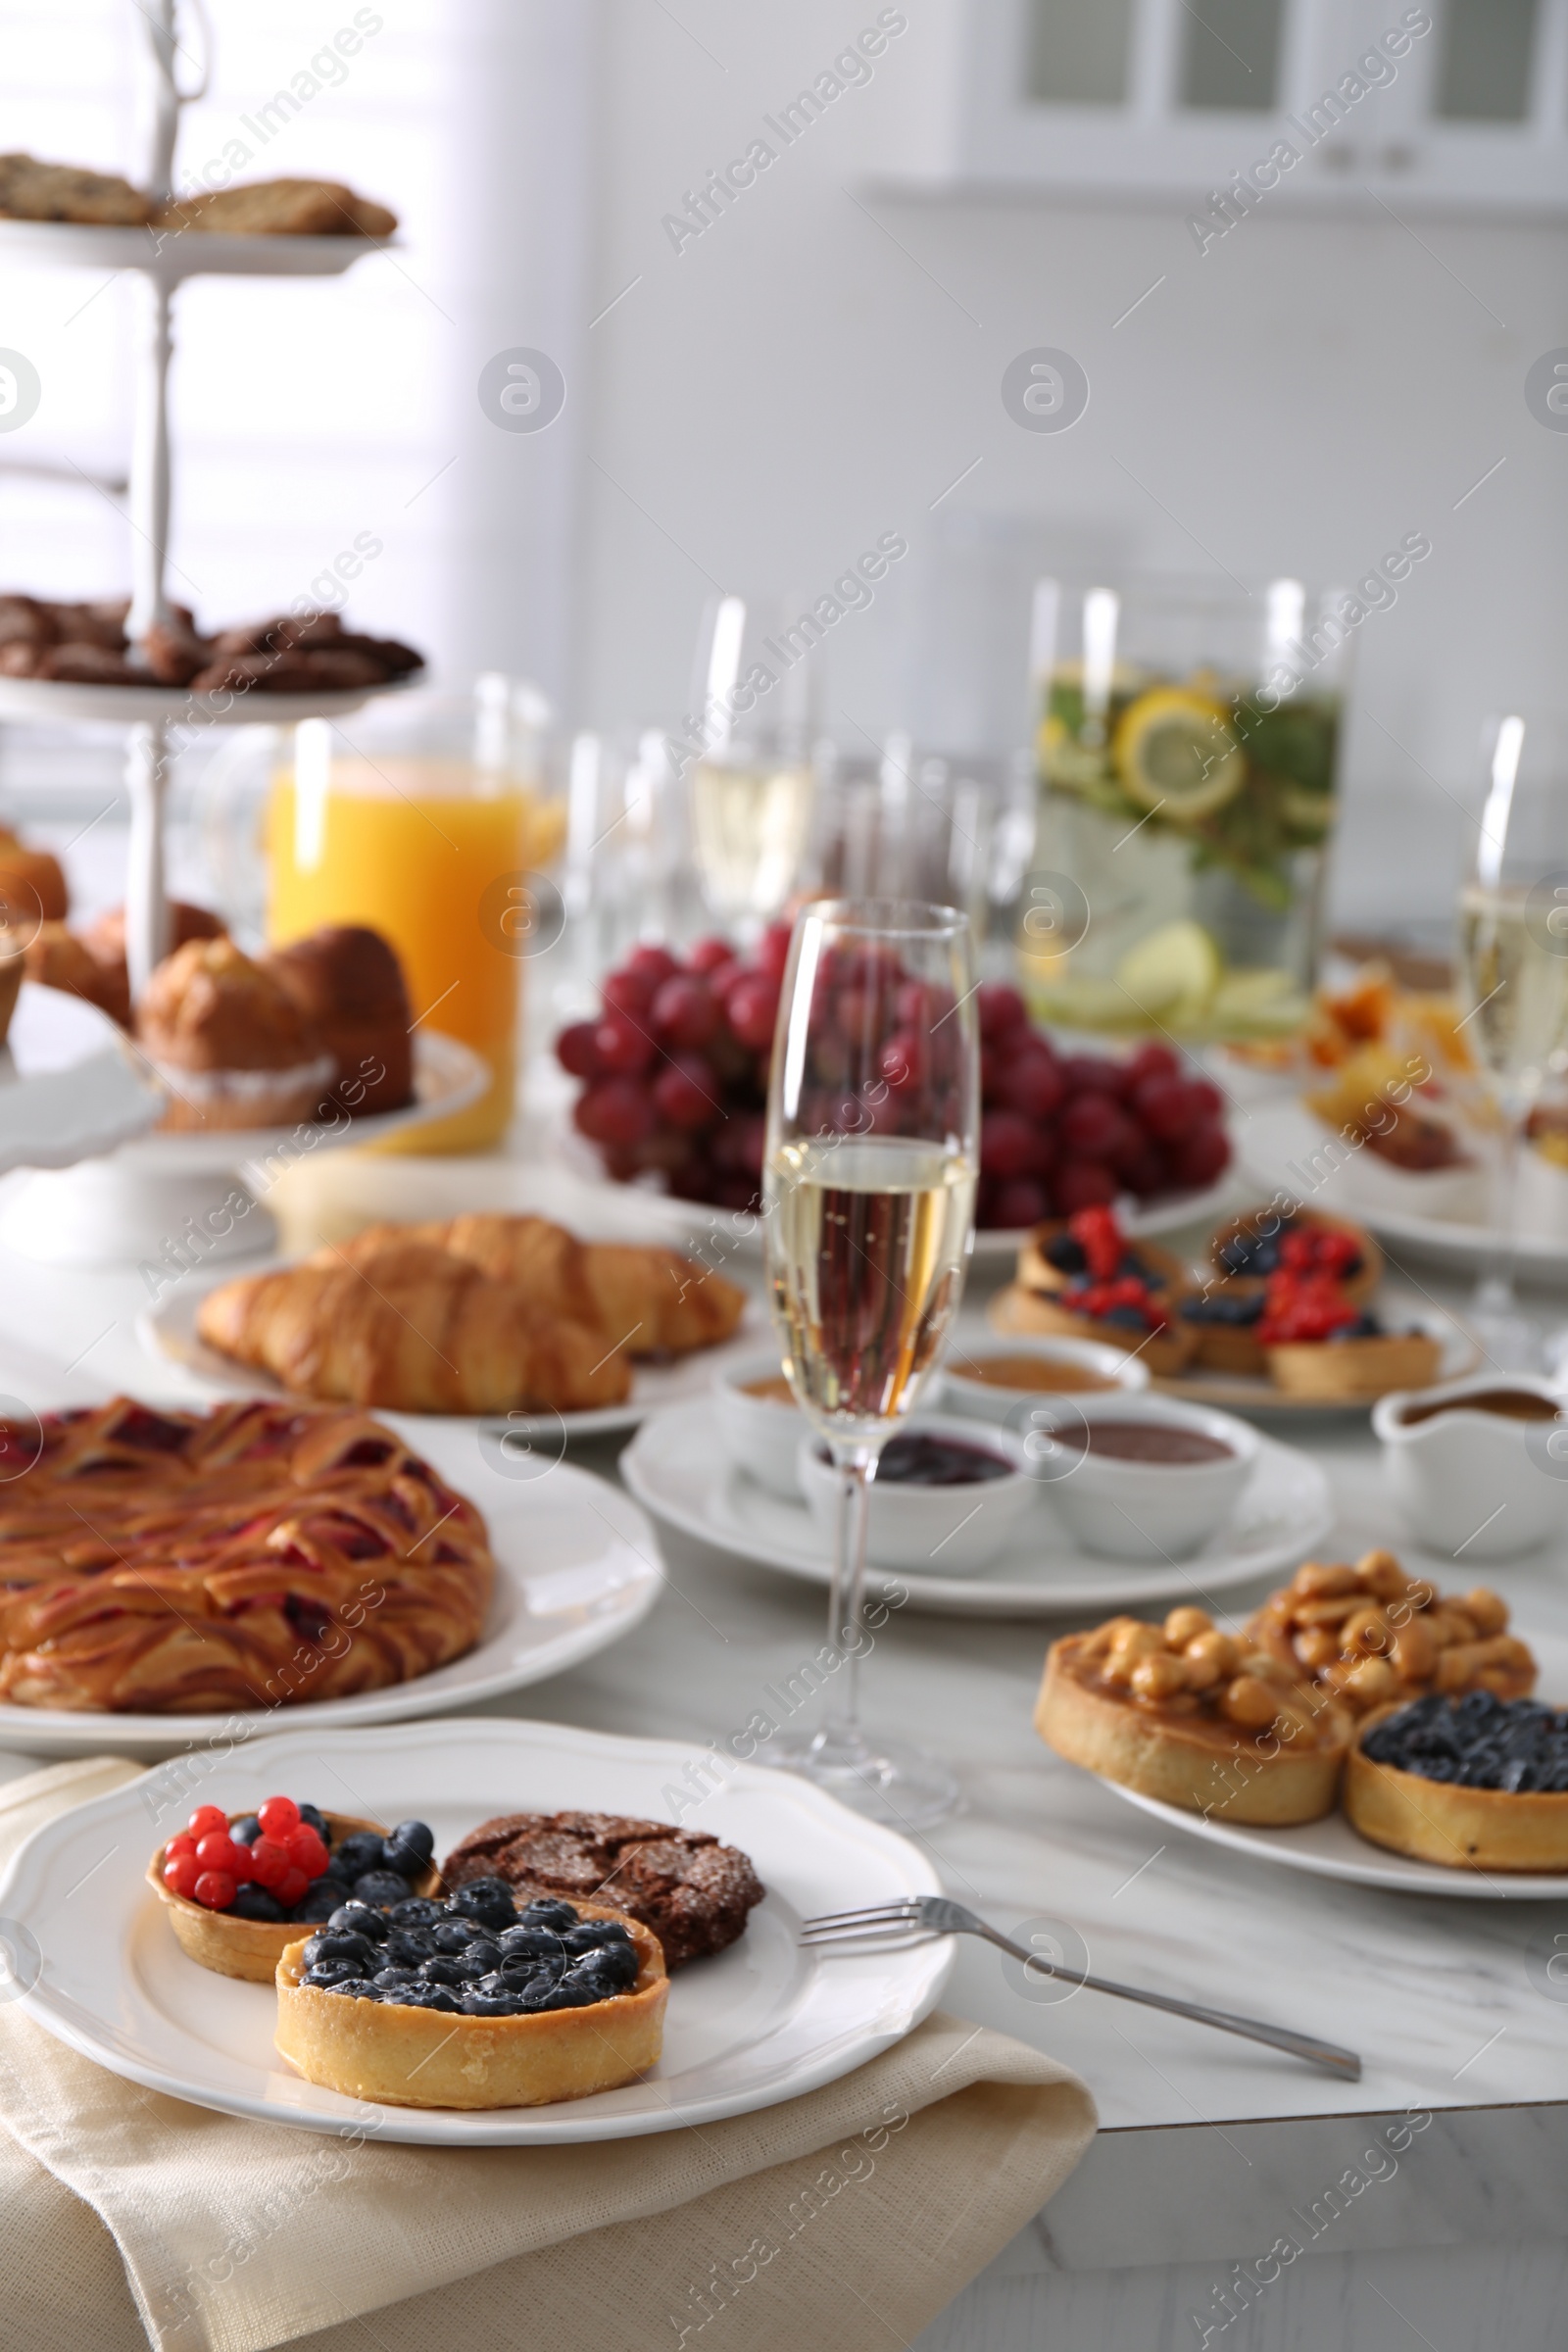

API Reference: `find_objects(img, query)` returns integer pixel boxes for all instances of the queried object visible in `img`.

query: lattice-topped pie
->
[1035,1606,1352,1824]
[0,1397,493,1712]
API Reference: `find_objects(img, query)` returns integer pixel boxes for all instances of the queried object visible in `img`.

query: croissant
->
[335,1214,747,1358]
[196,1243,631,1414]
[0,1397,493,1714]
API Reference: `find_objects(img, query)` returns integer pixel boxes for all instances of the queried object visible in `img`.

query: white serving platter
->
[1241,1099,1568,1278]
[0,1716,951,2142]
[0,217,395,281]
[0,1424,662,1758]
[619,1398,1333,1617]
[1100,1634,1568,1900]
[0,983,162,1172]
[142,1278,775,1443]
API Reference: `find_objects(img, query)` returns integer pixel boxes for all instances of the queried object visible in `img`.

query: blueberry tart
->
[1345,1690,1568,1871]
[275,1881,667,2109]
[149,1797,439,1983]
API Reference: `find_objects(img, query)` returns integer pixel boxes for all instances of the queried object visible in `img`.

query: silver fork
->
[802,1896,1360,2080]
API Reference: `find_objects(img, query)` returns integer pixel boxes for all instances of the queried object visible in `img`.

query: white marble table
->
[1,1176,1566,2352]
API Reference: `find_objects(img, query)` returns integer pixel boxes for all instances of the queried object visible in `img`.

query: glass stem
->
[819,1441,876,1754]
[1479,1099,1526,1317]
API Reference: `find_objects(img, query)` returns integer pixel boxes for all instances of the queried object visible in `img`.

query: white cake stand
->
[0,984,163,1177]
[0,1029,488,1269]
[0,0,407,999]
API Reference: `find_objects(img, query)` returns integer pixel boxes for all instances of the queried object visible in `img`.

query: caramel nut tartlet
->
[1035,1606,1352,1826]
[1248,1550,1536,1719]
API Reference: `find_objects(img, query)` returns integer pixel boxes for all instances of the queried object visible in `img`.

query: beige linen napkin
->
[0,1759,1096,2352]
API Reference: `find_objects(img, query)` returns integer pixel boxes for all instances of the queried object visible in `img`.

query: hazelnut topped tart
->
[1035,1606,1352,1826]
[1247,1549,1535,1718]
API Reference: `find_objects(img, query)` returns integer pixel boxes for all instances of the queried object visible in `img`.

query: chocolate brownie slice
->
[442,1810,763,1970]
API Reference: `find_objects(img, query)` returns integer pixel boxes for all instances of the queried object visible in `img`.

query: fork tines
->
[800,1901,924,1939]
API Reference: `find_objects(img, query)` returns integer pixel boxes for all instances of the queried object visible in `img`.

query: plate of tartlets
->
[1035,1549,1568,1895]
[0,1718,951,2141]
[989,1203,1476,1413]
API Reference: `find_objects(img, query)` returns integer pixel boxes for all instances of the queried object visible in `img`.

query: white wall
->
[575,0,1568,934]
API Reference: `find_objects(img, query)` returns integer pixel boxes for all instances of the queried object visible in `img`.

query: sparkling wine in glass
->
[685,594,817,934]
[1455,713,1568,1365]
[758,898,979,1826]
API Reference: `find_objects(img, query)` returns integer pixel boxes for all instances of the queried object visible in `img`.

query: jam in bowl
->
[796,1414,1036,1578]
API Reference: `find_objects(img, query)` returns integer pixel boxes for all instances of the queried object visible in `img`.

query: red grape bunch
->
[555,928,791,1210]
[976,984,1230,1231]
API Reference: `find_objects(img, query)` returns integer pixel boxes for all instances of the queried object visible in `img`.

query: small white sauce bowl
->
[714,1352,808,1498]
[796,1413,1037,1577]
[1372,1371,1568,1560]
[1021,1391,1257,1561]
[938,1335,1150,1428]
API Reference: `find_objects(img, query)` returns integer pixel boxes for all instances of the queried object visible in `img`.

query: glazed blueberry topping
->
[1361,1690,1568,1791]
[1045,1234,1087,1275]
[1181,1291,1264,1328]
[291,1879,351,1925]
[298,1802,329,1839]
[309,1895,639,2008]
[1327,1313,1384,1342]
[233,1815,262,1846]
[388,1895,443,1929]
[327,1901,389,1942]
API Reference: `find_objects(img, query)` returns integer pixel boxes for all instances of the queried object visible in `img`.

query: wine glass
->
[757,898,979,1827]
[1455,713,1568,1367]
[684,594,819,937]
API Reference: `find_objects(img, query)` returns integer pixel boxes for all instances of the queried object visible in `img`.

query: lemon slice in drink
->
[1113,688,1247,821]
[1115,921,1222,1028]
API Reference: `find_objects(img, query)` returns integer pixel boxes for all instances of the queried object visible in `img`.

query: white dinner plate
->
[619,1398,1333,1617]
[0,1425,662,1758]
[140,1277,773,1442]
[0,1716,951,2142]
[1100,1633,1568,1900]
[1241,1100,1568,1277]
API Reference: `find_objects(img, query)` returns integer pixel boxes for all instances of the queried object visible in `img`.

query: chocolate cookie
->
[442,1811,763,1970]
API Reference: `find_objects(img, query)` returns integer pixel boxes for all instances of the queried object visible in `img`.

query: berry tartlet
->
[1179,1209,1393,1383]
[1206,1207,1380,1302]
[1247,1551,1535,1719]
[148,1796,439,1982]
[1345,1690,1568,1872]
[1008,1207,1195,1375]
[1035,1607,1352,1825]
[275,1877,667,2109]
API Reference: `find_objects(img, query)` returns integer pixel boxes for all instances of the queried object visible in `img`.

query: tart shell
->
[1035,1636,1350,1826]
[1344,1716,1568,1873]
[1264,1331,1443,1399]
[148,1812,440,1984]
[274,1901,669,2109]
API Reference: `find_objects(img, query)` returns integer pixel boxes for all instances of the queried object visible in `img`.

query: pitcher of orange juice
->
[267,681,564,1152]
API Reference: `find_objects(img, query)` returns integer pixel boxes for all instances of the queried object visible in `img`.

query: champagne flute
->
[685,594,818,937]
[1455,713,1568,1366]
[758,897,979,1827]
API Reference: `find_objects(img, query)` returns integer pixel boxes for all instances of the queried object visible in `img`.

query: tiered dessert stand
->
[0,1,484,1265]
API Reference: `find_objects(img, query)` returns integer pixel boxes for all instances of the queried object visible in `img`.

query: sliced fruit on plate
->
[1113,687,1248,821]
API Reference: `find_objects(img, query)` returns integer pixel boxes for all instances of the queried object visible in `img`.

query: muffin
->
[0,827,67,926]
[265,926,414,1116]
[136,936,333,1130]
[24,920,131,1027]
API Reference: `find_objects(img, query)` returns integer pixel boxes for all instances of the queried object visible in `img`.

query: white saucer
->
[0,984,163,1173]
[1100,1633,1568,1900]
[141,1277,773,1442]
[619,1399,1334,1616]
[0,1716,950,2142]
[0,1425,662,1757]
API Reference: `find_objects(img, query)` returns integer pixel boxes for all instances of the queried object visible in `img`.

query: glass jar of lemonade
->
[1027,578,1351,1042]
[266,683,564,1152]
